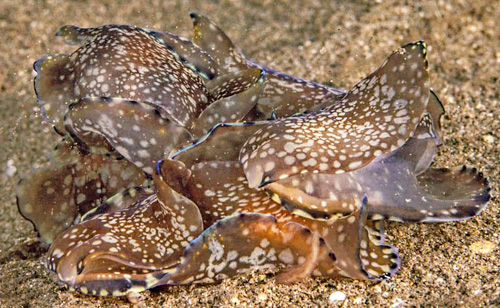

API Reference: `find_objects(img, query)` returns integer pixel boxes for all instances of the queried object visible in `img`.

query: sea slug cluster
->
[17,13,490,297]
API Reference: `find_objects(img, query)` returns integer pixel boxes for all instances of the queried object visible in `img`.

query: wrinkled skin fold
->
[17,13,491,298]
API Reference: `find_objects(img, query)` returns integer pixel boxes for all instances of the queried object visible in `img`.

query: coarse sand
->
[0,1,498,307]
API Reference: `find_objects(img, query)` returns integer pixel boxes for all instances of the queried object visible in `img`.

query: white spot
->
[260,238,270,248]
[204,190,215,197]
[264,161,275,172]
[278,248,294,264]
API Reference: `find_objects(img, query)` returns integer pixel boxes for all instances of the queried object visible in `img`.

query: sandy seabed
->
[0,0,498,307]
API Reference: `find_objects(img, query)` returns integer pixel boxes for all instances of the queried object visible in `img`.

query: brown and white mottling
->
[46,173,203,297]
[35,25,210,130]
[182,160,399,281]
[241,41,430,188]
